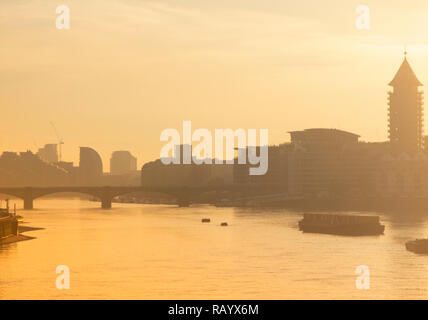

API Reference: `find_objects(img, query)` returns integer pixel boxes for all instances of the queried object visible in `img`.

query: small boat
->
[299,213,385,236]
[201,218,211,223]
[220,222,228,227]
[406,239,428,254]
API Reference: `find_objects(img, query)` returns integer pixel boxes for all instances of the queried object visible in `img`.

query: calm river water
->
[1,198,428,299]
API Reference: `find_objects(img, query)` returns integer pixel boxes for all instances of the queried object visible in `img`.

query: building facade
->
[79,147,103,185]
[287,129,362,197]
[37,144,58,164]
[388,53,424,155]
[233,144,290,188]
[110,151,137,175]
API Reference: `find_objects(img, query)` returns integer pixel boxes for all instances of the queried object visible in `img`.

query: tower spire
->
[388,52,422,87]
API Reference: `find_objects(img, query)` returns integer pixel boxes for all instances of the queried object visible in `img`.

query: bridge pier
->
[23,187,34,210]
[24,197,34,210]
[100,187,113,209]
[101,197,112,209]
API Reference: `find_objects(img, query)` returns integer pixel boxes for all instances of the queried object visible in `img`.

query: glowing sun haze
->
[1,0,428,170]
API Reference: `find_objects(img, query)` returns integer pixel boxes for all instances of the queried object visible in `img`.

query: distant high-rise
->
[388,53,424,155]
[79,147,103,185]
[37,144,58,164]
[110,151,137,175]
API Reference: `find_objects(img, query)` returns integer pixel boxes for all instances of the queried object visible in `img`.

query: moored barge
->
[299,213,385,236]
[0,201,19,240]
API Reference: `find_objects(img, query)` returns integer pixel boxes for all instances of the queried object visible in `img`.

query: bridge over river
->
[0,185,279,210]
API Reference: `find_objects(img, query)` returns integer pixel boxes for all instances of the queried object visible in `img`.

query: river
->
[1,198,428,299]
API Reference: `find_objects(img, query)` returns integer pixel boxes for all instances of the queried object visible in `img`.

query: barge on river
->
[0,202,19,240]
[299,213,385,236]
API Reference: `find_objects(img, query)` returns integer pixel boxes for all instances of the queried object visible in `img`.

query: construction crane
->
[50,122,64,163]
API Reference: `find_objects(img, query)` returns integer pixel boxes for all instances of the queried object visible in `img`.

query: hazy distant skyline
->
[2,0,428,170]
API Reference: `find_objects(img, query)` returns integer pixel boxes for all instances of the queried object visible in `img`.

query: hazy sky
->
[2,0,428,170]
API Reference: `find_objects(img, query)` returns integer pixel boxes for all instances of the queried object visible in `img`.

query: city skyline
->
[1,51,425,172]
[4,1,428,303]
[2,0,428,169]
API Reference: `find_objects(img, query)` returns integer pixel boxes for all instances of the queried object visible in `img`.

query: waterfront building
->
[287,128,361,197]
[0,151,71,186]
[372,152,428,197]
[233,144,290,188]
[141,160,233,188]
[285,127,428,199]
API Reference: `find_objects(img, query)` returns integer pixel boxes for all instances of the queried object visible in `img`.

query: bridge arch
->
[0,185,269,210]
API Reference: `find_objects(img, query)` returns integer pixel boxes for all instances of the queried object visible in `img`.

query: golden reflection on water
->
[1,199,428,299]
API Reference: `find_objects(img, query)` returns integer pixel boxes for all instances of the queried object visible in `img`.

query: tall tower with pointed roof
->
[388,53,424,155]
